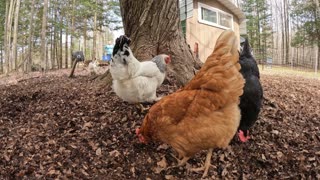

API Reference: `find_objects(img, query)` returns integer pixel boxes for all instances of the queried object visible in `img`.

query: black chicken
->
[238,38,263,142]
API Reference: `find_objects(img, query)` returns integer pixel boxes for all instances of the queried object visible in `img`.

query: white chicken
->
[88,60,98,75]
[110,35,171,104]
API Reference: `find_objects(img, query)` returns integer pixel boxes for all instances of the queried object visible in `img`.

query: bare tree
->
[26,0,36,72]
[70,0,75,63]
[4,0,15,74]
[11,0,20,70]
[92,0,98,61]
[40,0,49,70]
[65,18,69,68]
[315,0,319,73]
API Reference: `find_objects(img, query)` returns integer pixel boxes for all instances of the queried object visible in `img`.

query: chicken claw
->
[170,153,190,167]
[188,148,213,178]
[136,103,149,113]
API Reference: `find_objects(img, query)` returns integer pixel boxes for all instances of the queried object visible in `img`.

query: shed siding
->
[185,0,240,62]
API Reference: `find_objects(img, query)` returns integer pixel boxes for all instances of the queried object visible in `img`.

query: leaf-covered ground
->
[0,69,319,179]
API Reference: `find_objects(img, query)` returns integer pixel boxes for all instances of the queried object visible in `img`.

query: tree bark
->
[59,22,63,69]
[52,3,58,69]
[100,0,201,86]
[40,0,48,70]
[26,0,36,73]
[84,17,87,60]
[92,0,98,61]
[65,19,69,68]
[4,0,15,74]
[12,0,20,71]
[0,44,3,73]
[70,0,75,64]
[284,0,290,65]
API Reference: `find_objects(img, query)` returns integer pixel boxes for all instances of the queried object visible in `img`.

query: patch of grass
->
[259,65,320,79]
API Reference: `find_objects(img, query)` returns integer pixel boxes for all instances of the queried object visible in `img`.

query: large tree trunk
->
[98,0,201,86]
[120,0,201,85]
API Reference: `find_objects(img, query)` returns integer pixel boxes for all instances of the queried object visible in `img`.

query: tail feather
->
[184,30,244,101]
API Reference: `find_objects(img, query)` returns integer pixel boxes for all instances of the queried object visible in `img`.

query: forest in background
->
[237,0,320,72]
[0,0,121,74]
[0,0,319,75]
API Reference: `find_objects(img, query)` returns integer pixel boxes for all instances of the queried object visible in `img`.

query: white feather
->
[110,46,166,103]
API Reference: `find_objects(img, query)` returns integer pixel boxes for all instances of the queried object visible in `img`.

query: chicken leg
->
[189,148,213,178]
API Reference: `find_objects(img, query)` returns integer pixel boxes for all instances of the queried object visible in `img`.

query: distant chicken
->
[136,30,245,177]
[110,35,171,109]
[238,38,263,142]
[88,60,98,75]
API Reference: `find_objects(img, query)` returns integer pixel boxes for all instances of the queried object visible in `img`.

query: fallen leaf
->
[157,157,167,168]
[109,150,120,157]
[96,148,102,156]
[165,175,175,180]
[83,122,92,129]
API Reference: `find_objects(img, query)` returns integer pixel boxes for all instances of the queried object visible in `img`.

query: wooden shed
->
[179,0,246,62]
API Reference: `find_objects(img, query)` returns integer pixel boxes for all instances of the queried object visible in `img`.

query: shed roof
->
[216,0,246,23]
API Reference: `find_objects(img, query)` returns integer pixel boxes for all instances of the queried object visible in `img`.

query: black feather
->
[238,38,263,135]
[112,35,132,56]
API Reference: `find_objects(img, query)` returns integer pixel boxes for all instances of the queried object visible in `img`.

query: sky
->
[113,28,124,40]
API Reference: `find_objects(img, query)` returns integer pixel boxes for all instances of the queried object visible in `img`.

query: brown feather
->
[138,30,245,158]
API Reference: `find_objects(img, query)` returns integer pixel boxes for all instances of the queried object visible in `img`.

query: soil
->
[0,69,319,179]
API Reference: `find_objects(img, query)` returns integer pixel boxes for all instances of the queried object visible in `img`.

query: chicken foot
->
[170,153,190,166]
[135,103,149,113]
[165,153,190,171]
[188,148,213,178]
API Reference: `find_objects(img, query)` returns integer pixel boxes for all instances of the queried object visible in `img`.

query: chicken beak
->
[165,56,171,64]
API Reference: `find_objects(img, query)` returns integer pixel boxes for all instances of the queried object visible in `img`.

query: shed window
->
[201,8,217,24]
[181,20,187,37]
[198,2,234,30]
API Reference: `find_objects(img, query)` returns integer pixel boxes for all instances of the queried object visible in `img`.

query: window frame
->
[198,2,234,30]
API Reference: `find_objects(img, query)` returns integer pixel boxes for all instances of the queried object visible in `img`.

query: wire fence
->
[252,47,319,74]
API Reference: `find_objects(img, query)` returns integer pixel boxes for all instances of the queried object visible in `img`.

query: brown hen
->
[136,30,245,177]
